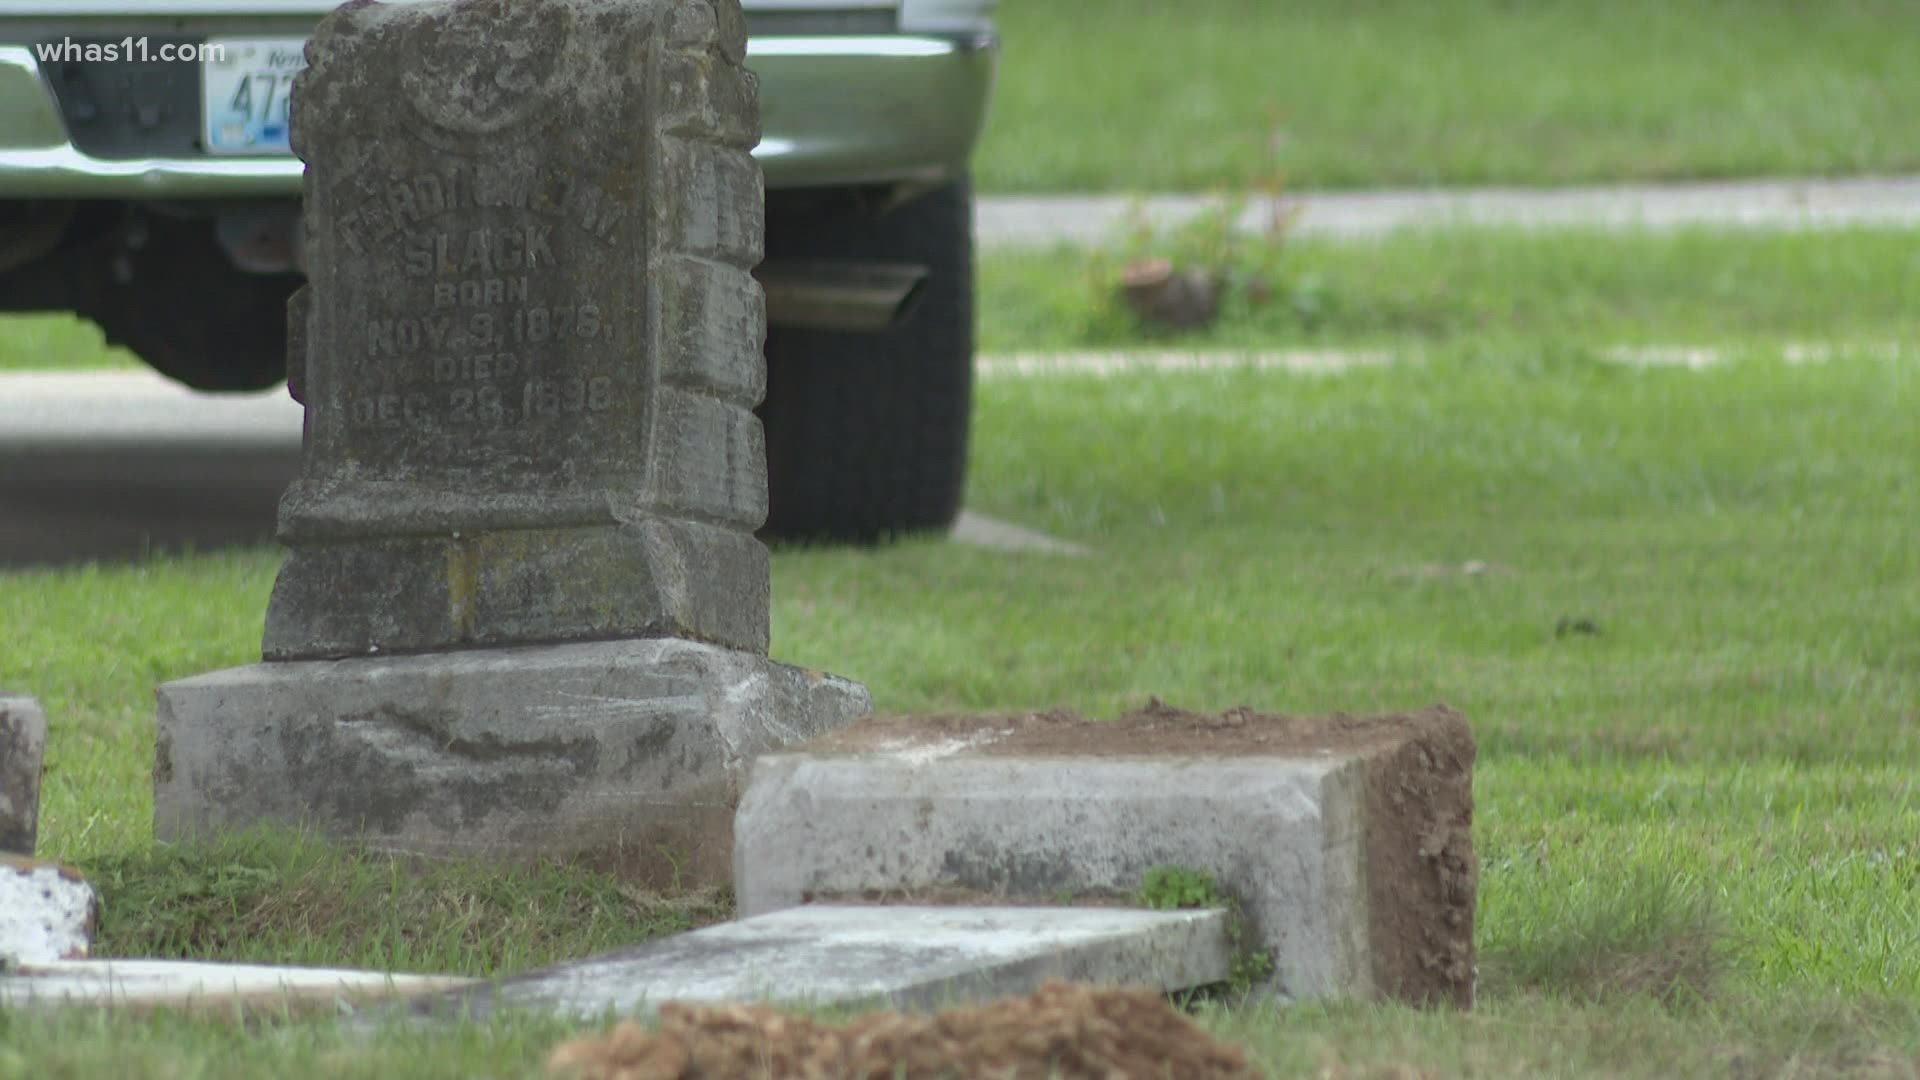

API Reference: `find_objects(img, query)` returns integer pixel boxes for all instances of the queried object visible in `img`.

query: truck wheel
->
[759,180,975,544]
[0,207,294,392]
[81,214,297,392]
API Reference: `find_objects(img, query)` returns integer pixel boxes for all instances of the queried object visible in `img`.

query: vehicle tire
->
[0,208,295,392]
[758,179,975,544]
[80,214,297,392]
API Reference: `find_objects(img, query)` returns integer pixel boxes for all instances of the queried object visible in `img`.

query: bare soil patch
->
[811,698,1454,759]
[544,980,1255,1080]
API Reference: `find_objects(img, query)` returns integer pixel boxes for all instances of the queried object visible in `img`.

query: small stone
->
[1118,257,1222,330]
[0,856,98,966]
[0,693,47,856]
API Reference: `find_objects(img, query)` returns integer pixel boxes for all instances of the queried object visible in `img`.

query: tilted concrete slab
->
[0,958,471,1012]
[399,904,1230,1022]
[733,708,1477,1007]
[948,513,1091,557]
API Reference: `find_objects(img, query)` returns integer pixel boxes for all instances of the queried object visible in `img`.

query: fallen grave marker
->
[398,904,1231,1022]
[735,703,1478,1006]
[0,958,471,1014]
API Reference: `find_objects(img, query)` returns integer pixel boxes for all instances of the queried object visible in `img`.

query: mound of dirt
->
[810,697,1456,760]
[544,980,1255,1080]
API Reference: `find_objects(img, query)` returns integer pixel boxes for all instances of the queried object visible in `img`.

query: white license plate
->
[201,37,307,155]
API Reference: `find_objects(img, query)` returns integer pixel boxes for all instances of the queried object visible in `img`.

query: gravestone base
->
[154,639,868,883]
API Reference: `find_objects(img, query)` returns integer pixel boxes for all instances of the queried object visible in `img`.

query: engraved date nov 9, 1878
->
[365,300,606,358]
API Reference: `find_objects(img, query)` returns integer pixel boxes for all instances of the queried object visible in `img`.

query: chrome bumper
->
[0,32,995,198]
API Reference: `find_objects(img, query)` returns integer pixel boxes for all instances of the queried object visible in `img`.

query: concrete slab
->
[976,175,1920,249]
[0,857,97,965]
[949,512,1091,557]
[399,904,1230,1022]
[155,638,871,884]
[733,707,1477,1007]
[0,958,470,1012]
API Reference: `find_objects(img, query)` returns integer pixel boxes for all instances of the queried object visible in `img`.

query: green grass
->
[0,315,133,372]
[8,225,1920,1070]
[6,344,1920,1071]
[980,225,1920,352]
[20,229,1920,372]
[87,830,728,976]
[979,0,1920,192]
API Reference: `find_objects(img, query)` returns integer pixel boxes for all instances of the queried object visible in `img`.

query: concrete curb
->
[977,175,1920,249]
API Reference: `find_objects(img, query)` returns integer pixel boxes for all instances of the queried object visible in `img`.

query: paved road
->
[0,372,300,566]
[976,174,1920,248]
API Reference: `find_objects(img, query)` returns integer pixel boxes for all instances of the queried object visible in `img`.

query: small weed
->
[1136,865,1222,911]
[1091,123,1324,337]
[1135,866,1275,994]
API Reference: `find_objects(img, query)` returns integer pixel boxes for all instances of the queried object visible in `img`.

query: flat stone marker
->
[398,904,1230,1022]
[734,705,1478,1007]
[154,0,868,877]
[0,958,471,1011]
[0,692,46,855]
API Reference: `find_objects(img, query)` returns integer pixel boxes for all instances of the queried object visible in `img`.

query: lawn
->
[979,225,1920,353]
[978,0,1920,192]
[21,227,1920,372]
[6,255,1920,1071]
[0,315,132,373]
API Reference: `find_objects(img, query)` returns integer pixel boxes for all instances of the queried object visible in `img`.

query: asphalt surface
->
[0,372,300,566]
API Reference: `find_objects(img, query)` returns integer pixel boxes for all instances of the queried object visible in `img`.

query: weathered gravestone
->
[0,692,45,855]
[154,0,869,881]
